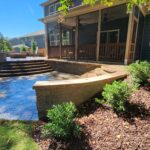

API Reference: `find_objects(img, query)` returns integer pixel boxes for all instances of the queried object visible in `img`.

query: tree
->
[59,0,150,14]
[31,39,37,54]
[0,32,11,52]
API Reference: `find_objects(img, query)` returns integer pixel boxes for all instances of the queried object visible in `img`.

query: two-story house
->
[10,30,46,56]
[40,0,150,64]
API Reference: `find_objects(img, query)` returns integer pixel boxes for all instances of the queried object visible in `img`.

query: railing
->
[99,43,126,62]
[78,44,96,60]
[129,43,135,60]
[61,45,75,59]
[48,46,60,58]
[49,43,126,62]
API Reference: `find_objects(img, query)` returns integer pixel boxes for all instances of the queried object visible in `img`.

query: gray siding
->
[44,0,82,17]
[141,15,150,61]
[10,35,45,49]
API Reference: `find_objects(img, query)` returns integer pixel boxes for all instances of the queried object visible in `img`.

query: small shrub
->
[128,61,150,87]
[101,81,131,112]
[42,102,80,140]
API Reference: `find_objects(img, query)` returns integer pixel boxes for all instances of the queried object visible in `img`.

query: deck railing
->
[48,43,126,62]
[99,43,126,62]
[129,43,135,60]
[78,44,96,60]
[61,45,75,59]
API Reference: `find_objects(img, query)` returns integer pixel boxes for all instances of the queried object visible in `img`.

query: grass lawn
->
[0,120,39,150]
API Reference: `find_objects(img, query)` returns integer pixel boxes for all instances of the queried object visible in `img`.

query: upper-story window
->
[49,2,61,15]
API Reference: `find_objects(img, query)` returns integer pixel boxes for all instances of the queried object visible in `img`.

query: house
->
[9,30,46,56]
[40,0,150,64]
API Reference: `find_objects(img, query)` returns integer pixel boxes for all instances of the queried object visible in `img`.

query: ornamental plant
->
[128,61,150,87]
[42,102,81,140]
[101,81,131,112]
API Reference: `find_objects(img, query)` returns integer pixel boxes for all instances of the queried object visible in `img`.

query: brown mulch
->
[33,87,150,150]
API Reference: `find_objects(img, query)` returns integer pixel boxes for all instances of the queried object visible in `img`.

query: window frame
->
[101,29,120,43]
[48,2,60,15]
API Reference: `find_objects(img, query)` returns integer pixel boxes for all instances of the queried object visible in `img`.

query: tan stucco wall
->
[33,63,127,119]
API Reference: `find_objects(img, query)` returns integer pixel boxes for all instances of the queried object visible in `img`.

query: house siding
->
[141,14,150,61]
[10,35,45,49]
[44,0,82,17]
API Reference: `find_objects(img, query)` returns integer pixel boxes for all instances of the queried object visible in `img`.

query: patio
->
[0,71,78,120]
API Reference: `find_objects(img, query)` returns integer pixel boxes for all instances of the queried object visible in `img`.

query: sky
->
[0,0,46,38]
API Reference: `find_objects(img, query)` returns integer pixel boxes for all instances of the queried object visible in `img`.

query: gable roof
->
[22,30,45,38]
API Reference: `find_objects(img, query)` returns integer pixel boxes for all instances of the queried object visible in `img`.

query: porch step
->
[0,63,49,70]
[0,60,53,77]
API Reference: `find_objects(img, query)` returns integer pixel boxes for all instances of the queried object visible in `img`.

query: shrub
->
[20,45,27,52]
[128,61,150,87]
[101,81,131,112]
[42,102,80,140]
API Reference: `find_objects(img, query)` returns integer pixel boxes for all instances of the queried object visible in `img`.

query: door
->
[100,30,119,60]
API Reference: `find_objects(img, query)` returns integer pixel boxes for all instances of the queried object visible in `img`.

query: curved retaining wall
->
[33,69,127,119]
[45,59,101,75]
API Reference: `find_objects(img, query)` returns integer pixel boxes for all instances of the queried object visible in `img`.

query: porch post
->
[75,16,79,60]
[59,23,62,59]
[44,23,49,58]
[124,12,133,65]
[96,10,101,62]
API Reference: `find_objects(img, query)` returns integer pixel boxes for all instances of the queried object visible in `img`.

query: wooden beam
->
[75,16,79,60]
[96,10,101,62]
[124,12,133,65]
[133,9,140,61]
[59,23,62,59]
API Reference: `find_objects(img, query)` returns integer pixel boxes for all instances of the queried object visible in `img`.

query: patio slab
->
[0,71,78,121]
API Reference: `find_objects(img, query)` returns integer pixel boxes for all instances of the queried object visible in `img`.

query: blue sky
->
[0,0,45,38]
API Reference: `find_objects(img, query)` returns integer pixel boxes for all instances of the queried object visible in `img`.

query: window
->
[62,30,71,45]
[49,30,60,46]
[48,22,60,46]
[49,2,61,15]
[101,30,119,44]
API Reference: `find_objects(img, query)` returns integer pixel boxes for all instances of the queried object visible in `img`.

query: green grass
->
[0,120,39,150]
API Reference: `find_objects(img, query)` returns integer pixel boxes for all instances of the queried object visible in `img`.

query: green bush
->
[101,81,131,112]
[20,45,27,52]
[42,102,80,140]
[128,61,150,87]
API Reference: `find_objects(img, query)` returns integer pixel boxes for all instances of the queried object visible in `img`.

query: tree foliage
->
[0,33,11,52]
[59,0,150,14]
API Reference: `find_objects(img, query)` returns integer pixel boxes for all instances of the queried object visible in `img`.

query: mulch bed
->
[33,87,150,150]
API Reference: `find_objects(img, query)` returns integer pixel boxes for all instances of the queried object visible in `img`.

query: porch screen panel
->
[47,22,60,58]
[134,11,144,60]
[61,17,76,59]
[99,4,128,62]
[78,11,99,60]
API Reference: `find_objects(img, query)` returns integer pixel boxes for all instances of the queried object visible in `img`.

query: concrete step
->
[0,68,53,77]
[0,61,46,67]
[0,63,49,70]
[0,66,52,73]
[0,60,53,77]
